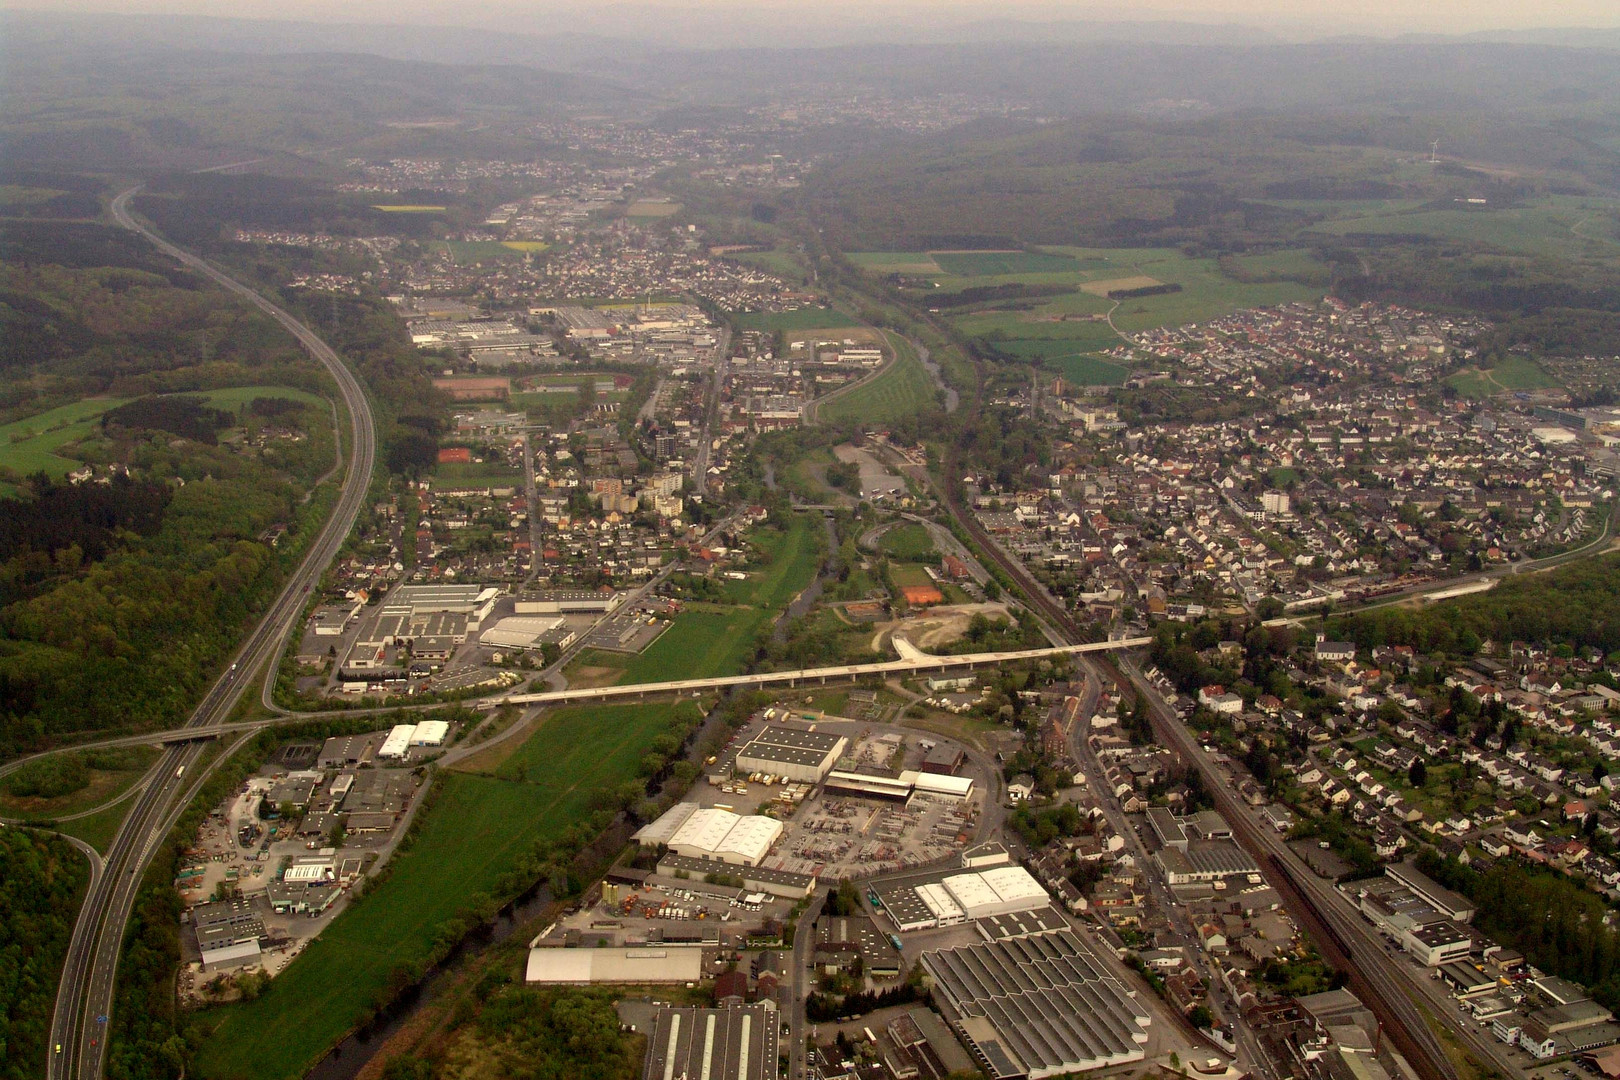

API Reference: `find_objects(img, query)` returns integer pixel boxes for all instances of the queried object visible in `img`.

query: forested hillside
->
[0,217,343,761]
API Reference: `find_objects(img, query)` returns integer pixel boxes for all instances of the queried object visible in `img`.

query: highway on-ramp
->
[47,186,376,1080]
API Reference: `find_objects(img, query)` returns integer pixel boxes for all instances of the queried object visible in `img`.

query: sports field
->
[877,523,936,561]
[191,701,681,1079]
[816,332,938,424]
[626,200,682,217]
[889,563,935,589]
[426,239,525,263]
[1446,355,1561,398]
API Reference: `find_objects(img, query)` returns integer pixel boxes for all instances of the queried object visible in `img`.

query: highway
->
[47,186,376,1080]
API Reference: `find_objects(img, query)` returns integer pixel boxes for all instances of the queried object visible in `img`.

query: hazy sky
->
[14,0,1620,38]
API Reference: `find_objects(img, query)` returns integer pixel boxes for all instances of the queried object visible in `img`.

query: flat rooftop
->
[642,1005,778,1080]
[924,928,1151,1078]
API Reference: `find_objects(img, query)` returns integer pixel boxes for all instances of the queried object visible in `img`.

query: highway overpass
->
[486,637,1152,707]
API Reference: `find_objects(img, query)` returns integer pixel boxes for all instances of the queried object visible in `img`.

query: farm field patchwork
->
[851,244,1327,360]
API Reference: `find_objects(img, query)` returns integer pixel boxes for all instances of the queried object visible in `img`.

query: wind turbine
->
[1429,139,1440,164]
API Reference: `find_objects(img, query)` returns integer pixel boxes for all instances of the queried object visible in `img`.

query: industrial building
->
[515,588,621,615]
[378,724,417,759]
[734,725,847,784]
[823,769,975,803]
[1156,841,1262,885]
[923,928,1151,1078]
[941,866,1049,920]
[1386,861,1476,922]
[874,865,1047,932]
[524,945,705,984]
[193,898,265,971]
[1349,877,1474,966]
[815,915,903,979]
[479,615,576,652]
[672,809,784,866]
[410,720,449,746]
[641,1005,778,1080]
[655,854,816,899]
[637,803,785,867]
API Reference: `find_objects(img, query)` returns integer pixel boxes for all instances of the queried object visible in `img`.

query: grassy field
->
[193,702,680,1080]
[54,799,135,853]
[878,523,936,562]
[731,307,861,332]
[1313,195,1620,261]
[0,385,330,485]
[370,204,445,212]
[501,240,550,252]
[730,247,808,280]
[194,385,330,413]
[579,518,824,686]
[932,251,1080,275]
[867,244,1324,354]
[993,341,1128,385]
[889,563,935,589]
[1226,248,1333,283]
[817,332,938,424]
[0,396,131,478]
[1446,355,1561,398]
[845,251,945,274]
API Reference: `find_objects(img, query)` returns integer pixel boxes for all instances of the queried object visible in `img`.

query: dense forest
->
[0,828,89,1080]
[1327,554,1620,657]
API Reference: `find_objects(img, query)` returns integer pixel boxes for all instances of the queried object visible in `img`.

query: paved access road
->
[47,187,376,1080]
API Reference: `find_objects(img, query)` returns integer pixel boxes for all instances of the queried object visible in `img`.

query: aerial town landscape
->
[10,6,1620,1080]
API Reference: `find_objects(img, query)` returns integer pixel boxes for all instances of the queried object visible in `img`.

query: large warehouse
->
[525,946,704,985]
[643,804,784,867]
[641,1005,778,1080]
[942,866,1049,920]
[734,725,848,784]
[924,929,1152,1078]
